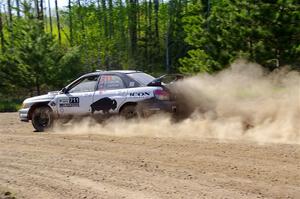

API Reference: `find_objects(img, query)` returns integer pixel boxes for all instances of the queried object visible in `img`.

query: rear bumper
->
[138,98,176,115]
[19,108,30,122]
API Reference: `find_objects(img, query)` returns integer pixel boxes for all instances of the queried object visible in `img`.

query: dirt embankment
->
[0,113,299,199]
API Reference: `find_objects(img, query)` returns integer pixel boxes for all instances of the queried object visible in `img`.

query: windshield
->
[128,72,155,86]
[68,75,99,93]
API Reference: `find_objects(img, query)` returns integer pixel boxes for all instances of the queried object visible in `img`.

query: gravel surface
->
[0,113,299,198]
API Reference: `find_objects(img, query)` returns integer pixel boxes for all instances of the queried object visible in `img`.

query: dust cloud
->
[56,60,300,144]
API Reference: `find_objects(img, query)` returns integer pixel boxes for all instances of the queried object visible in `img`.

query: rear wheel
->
[32,106,53,132]
[120,105,138,119]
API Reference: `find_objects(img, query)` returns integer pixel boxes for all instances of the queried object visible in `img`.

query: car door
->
[91,74,127,114]
[56,75,99,116]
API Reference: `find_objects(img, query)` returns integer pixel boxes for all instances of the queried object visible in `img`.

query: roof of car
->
[83,70,141,76]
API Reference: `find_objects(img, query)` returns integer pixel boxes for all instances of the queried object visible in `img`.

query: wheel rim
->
[34,108,51,127]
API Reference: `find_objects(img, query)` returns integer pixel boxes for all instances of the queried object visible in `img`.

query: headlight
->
[22,103,30,109]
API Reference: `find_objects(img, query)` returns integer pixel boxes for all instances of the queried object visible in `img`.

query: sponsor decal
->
[50,101,56,106]
[129,82,135,87]
[59,98,69,104]
[129,92,150,97]
[59,97,80,107]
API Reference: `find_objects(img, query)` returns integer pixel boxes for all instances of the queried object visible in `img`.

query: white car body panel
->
[51,86,159,116]
[19,71,171,122]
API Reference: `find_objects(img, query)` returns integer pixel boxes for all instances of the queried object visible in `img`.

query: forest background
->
[0,0,299,111]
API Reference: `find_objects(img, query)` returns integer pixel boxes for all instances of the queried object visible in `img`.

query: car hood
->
[24,91,60,103]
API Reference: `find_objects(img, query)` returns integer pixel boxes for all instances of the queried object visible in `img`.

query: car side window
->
[68,76,98,93]
[98,75,125,90]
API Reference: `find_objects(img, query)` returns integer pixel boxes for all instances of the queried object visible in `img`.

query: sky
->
[0,0,69,10]
[49,0,69,9]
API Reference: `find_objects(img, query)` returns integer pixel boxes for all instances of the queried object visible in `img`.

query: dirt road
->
[0,113,299,198]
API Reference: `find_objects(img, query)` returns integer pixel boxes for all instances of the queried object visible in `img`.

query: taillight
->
[153,89,170,100]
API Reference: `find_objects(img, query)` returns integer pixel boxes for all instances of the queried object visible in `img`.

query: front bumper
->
[19,108,30,122]
[138,98,176,116]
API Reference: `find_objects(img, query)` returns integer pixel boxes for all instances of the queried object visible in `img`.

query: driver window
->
[98,75,125,90]
[69,75,98,93]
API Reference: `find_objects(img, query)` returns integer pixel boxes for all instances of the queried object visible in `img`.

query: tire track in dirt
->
[0,113,299,198]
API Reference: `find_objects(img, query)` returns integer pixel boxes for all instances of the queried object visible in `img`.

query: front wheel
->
[32,106,54,132]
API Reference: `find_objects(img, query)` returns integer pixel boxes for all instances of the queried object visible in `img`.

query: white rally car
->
[19,70,177,132]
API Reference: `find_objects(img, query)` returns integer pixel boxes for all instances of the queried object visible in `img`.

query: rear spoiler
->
[147,74,184,86]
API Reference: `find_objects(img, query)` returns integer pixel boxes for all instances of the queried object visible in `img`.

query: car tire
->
[120,105,138,119]
[32,106,54,132]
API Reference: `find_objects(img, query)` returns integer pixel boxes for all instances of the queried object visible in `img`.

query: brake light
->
[154,89,170,100]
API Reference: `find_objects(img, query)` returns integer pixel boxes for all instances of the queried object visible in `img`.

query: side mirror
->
[61,87,68,94]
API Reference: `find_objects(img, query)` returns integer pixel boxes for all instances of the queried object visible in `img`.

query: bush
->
[0,100,22,112]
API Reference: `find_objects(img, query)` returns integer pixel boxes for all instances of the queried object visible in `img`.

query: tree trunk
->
[165,1,172,73]
[96,0,103,37]
[7,0,13,28]
[34,0,40,18]
[35,76,41,96]
[68,0,73,46]
[154,0,159,41]
[147,0,152,70]
[101,0,108,38]
[136,0,140,39]
[40,0,44,20]
[0,6,5,53]
[165,32,170,73]
[48,0,53,36]
[116,0,126,65]
[108,0,114,38]
[77,0,89,69]
[77,0,85,34]
[39,0,44,27]
[128,0,137,57]
[148,0,152,33]
[16,0,21,18]
[144,0,148,68]
[55,0,61,44]
[7,0,13,51]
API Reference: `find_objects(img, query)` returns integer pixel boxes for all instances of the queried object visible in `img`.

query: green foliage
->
[0,99,22,112]
[180,0,300,74]
[179,1,220,73]
[180,49,219,73]
[0,15,83,96]
[0,0,299,109]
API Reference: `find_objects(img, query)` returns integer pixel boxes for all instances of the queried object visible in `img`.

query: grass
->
[0,100,22,112]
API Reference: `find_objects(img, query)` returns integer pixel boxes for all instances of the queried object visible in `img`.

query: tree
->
[180,0,230,73]
[0,16,83,95]
[0,0,299,101]
[128,0,138,60]
[48,0,53,36]
[68,0,73,45]
[180,0,300,73]
[167,0,189,72]
[101,0,108,38]
[7,0,14,51]
[154,0,159,40]
[0,5,5,53]
[39,0,44,23]
[55,0,61,44]
[108,0,114,38]
[16,0,21,18]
